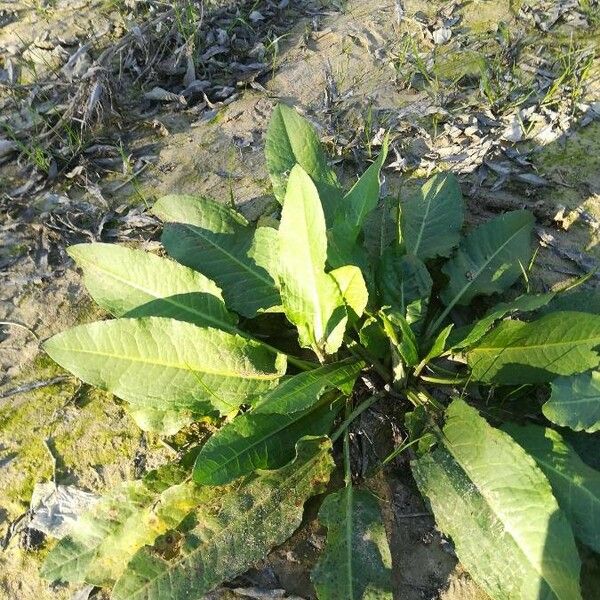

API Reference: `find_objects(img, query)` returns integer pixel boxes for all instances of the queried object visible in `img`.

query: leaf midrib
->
[472,332,600,353]
[51,346,280,381]
[178,222,274,288]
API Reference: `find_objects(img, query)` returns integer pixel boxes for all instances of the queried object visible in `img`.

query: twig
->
[0,376,70,400]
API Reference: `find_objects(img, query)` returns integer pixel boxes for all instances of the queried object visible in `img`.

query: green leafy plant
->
[40,104,600,599]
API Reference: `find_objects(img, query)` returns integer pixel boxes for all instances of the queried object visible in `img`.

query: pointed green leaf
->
[544,370,600,433]
[253,360,363,413]
[43,317,287,415]
[400,172,464,260]
[153,195,280,317]
[265,104,341,213]
[311,487,393,600]
[193,361,361,484]
[112,436,334,600]
[278,165,347,359]
[412,399,582,600]
[41,466,203,586]
[440,210,534,309]
[194,396,340,485]
[421,323,453,362]
[466,311,600,384]
[449,292,555,351]
[378,250,432,332]
[380,310,419,367]
[330,265,369,318]
[504,423,600,554]
[337,139,388,233]
[68,243,237,330]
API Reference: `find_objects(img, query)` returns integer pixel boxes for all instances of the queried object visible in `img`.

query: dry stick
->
[0,376,70,400]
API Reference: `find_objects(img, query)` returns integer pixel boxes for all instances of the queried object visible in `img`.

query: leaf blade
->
[43,317,287,416]
[265,104,341,212]
[504,423,600,553]
[400,172,464,260]
[152,195,280,317]
[440,210,534,309]
[543,370,600,433]
[412,399,582,600]
[311,487,393,600]
[112,437,334,600]
[466,311,600,384]
[68,243,236,330]
[278,165,347,358]
[193,361,362,485]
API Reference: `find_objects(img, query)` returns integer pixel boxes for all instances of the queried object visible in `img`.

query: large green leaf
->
[43,317,287,415]
[265,104,341,214]
[112,436,334,600]
[278,165,347,359]
[377,250,432,332]
[41,466,202,586]
[311,487,393,600]
[449,292,555,351]
[193,361,361,484]
[400,172,464,260]
[412,399,582,600]
[466,311,600,384]
[543,370,600,433]
[152,195,279,318]
[68,243,236,330]
[440,210,534,309]
[504,423,600,553]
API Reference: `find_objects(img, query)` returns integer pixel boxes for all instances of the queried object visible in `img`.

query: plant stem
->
[343,400,352,487]
[331,391,386,443]
[406,388,444,412]
[346,341,390,382]
[370,434,428,476]
[419,374,468,385]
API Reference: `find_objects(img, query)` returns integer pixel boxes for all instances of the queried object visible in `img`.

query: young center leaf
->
[278,164,347,359]
[43,317,287,416]
[41,466,203,587]
[112,437,334,600]
[439,209,534,315]
[265,103,342,215]
[412,399,582,600]
[543,370,600,433]
[328,139,389,269]
[152,194,280,318]
[311,487,393,600]
[400,172,464,260]
[504,423,600,553]
[193,361,362,485]
[466,311,600,384]
[68,243,237,330]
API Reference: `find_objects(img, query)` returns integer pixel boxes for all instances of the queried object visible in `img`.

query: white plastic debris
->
[29,483,99,539]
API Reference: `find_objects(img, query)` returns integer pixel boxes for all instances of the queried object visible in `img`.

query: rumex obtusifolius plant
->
[40,104,600,599]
